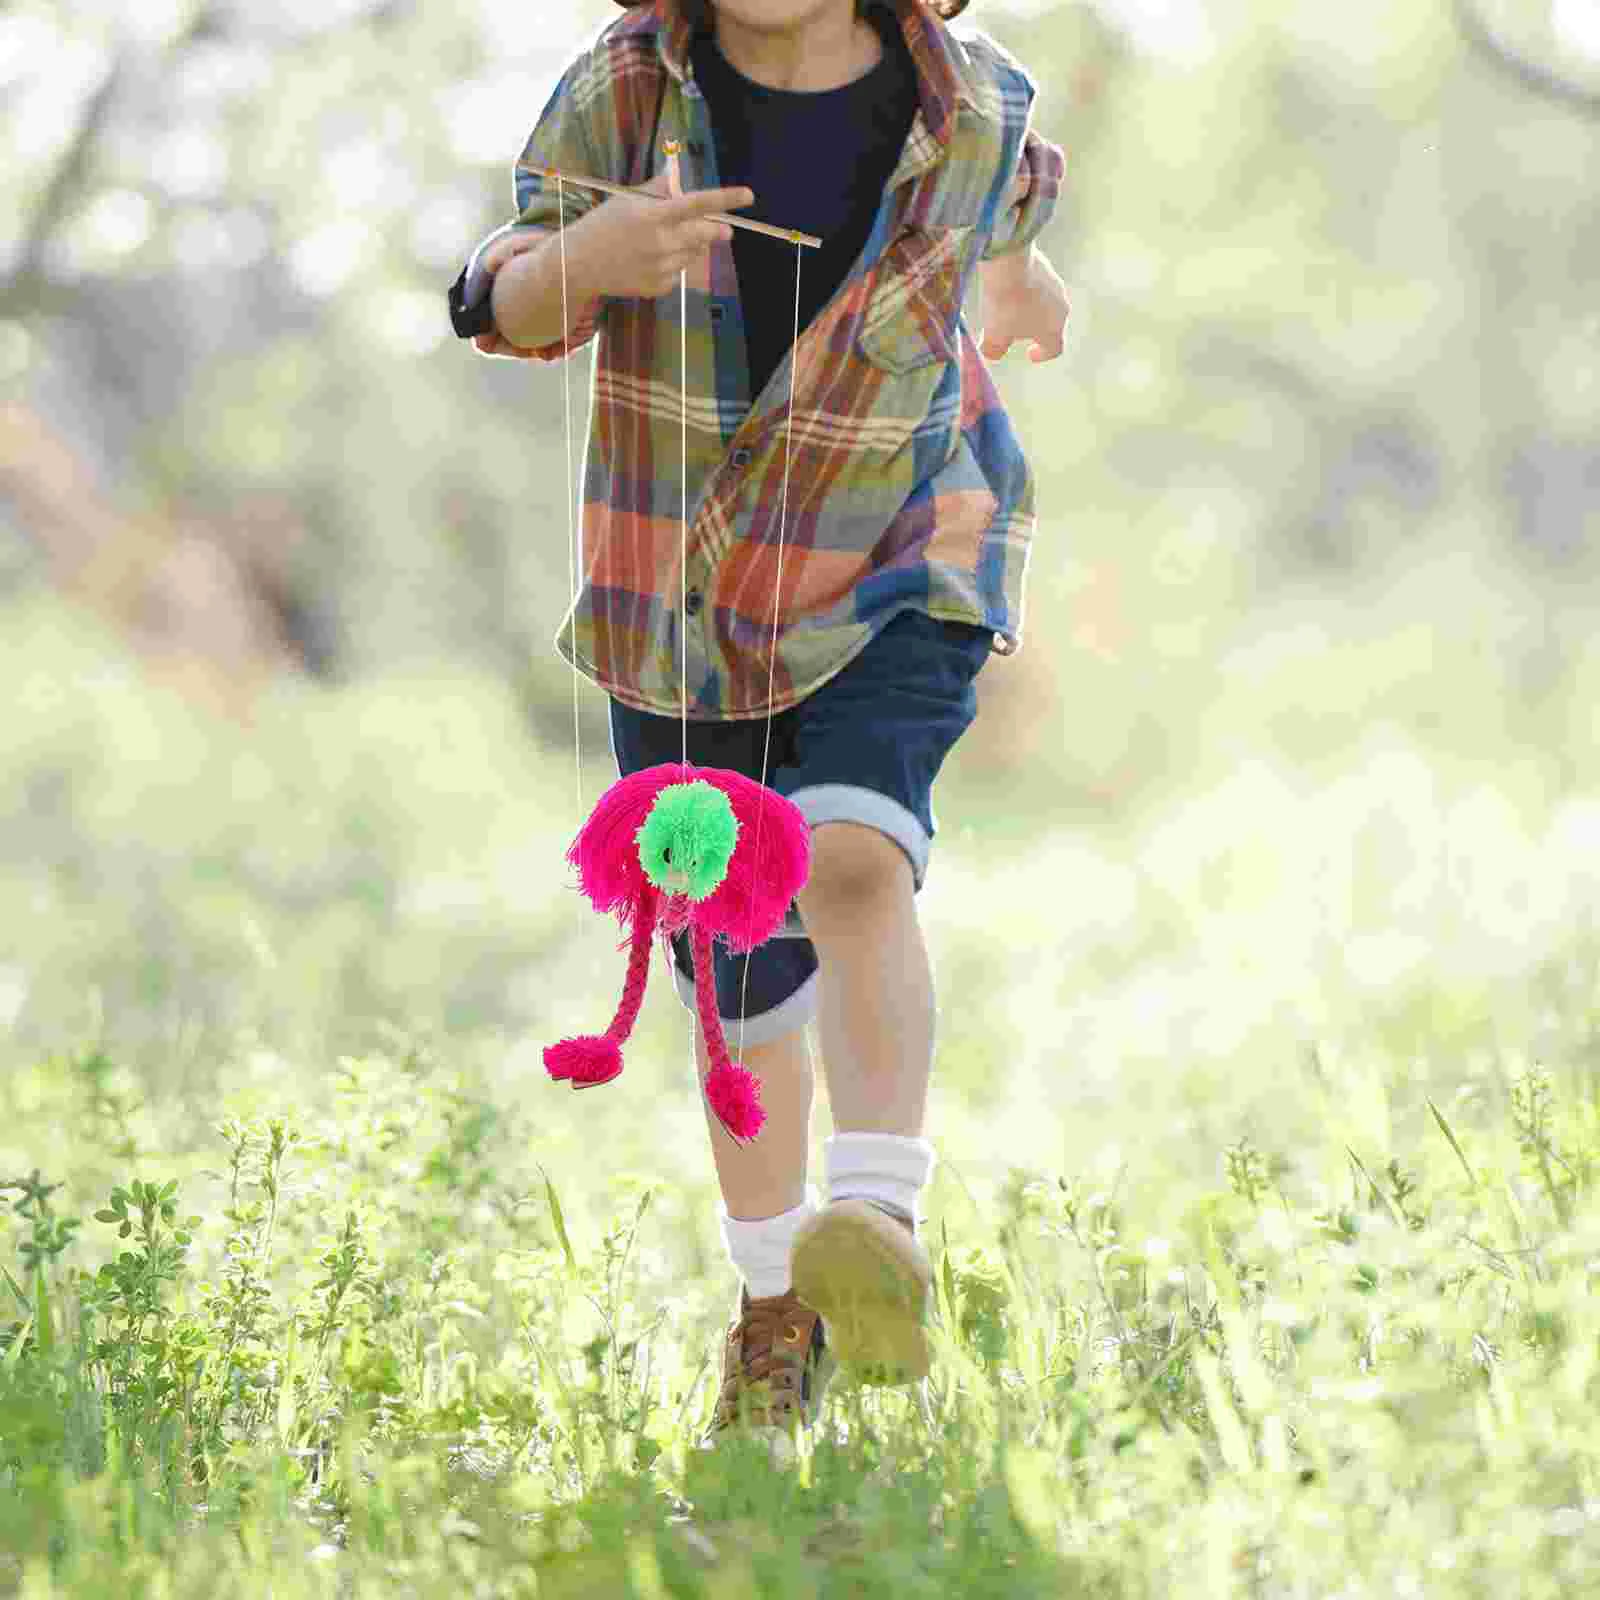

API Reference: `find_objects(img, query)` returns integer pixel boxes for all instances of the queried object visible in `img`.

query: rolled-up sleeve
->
[982,123,1066,262]
[452,51,614,362]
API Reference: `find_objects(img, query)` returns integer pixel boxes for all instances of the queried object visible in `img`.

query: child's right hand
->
[471,162,755,355]
[575,168,755,300]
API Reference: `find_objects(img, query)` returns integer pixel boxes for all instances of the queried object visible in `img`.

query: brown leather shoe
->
[790,1199,933,1385]
[705,1286,835,1442]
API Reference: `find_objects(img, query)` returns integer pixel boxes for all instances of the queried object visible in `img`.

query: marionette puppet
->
[543,766,811,1141]
[533,144,823,1143]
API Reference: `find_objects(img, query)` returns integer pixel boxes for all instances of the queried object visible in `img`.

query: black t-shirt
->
[687,2,919,405]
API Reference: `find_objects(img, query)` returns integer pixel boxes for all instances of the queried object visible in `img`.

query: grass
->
[4,577,1600,1597]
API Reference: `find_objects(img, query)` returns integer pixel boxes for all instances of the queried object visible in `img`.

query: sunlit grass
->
[3,576,1600,1597]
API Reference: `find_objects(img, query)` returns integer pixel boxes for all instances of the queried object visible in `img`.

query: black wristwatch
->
[448,259,496,339]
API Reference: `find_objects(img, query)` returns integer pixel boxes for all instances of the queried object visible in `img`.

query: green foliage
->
[5,558,1600,1596]
[11,1038,1600,1595]
[5,0,1600,1592]
[6,578,1600,1592]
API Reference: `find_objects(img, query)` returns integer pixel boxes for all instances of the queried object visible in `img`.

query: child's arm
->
[450,222,563,357]
[448,50,615,360]
[975,124,1070,363]
[977,237,1037,297]
[981,122,1065,264]
[489,224,609,354]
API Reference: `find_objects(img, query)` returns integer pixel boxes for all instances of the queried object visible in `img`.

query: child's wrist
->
[979,242,1035,288]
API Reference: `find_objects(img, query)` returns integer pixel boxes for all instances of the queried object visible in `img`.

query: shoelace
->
[719,1301,810,1415]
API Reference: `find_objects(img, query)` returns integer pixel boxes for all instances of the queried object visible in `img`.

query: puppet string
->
[736,238,804,1059]
[558,150,806,1124]
[558,175,581,821]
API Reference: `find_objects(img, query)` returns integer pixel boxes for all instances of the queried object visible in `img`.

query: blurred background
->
[1,0,1598,1203]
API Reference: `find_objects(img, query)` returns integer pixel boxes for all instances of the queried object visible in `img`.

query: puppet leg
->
[691,921,767,1141]
[544,886,659,1088]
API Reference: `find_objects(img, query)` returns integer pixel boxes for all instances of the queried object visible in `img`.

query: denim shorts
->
[607,608,992,1047]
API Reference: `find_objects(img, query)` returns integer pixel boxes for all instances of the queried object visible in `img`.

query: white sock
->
[720,1188,820,1301]
[825,1132,936,1225]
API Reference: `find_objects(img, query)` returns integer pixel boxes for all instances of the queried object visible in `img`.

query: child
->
[448,0,1067,1440]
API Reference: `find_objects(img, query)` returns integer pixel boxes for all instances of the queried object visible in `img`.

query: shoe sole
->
[790,1200,932,1386]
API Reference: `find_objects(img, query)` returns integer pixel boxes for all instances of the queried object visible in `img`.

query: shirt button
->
[685,589,704,616]
[732,449,751,467]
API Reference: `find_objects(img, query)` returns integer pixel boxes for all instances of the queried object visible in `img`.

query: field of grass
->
[4,552,1600,1597]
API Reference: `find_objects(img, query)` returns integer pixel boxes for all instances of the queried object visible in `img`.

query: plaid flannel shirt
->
[464,0,1064,720]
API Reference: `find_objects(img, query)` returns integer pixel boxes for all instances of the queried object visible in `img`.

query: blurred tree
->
[0,0,1592,765]
[0,399,316,717]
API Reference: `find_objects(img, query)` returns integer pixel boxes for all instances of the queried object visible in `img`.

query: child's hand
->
[977,247,1070,365]
[571,154,750,301]
[471,231,549,358]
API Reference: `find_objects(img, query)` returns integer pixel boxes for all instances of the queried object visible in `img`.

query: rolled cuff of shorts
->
[785,784,931,892]
[669,962,820,1045]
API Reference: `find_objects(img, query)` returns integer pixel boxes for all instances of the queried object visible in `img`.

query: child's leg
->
[773,612,991,1381]
[693,1022,836,1441]
[693,1022,815,1221]
[786,834,938,1380]
[672,935,824,1298]
[796,820,933,1139]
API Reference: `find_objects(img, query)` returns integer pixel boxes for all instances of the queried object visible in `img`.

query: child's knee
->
[797,822,913,919]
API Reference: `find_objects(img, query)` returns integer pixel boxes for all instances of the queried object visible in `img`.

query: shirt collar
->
[628,0,986,151]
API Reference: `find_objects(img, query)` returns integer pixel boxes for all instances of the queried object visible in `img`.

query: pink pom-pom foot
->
[704,1060,766,1140]
[544,1035,623,1088]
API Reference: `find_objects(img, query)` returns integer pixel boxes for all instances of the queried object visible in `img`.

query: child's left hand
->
[470,231,548,358]
[978,247,1070,365]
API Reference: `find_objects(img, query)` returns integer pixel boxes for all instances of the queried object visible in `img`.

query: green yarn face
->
[636,781,740,900]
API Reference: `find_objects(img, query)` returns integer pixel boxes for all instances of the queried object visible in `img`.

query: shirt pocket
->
[855,224,980,375]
